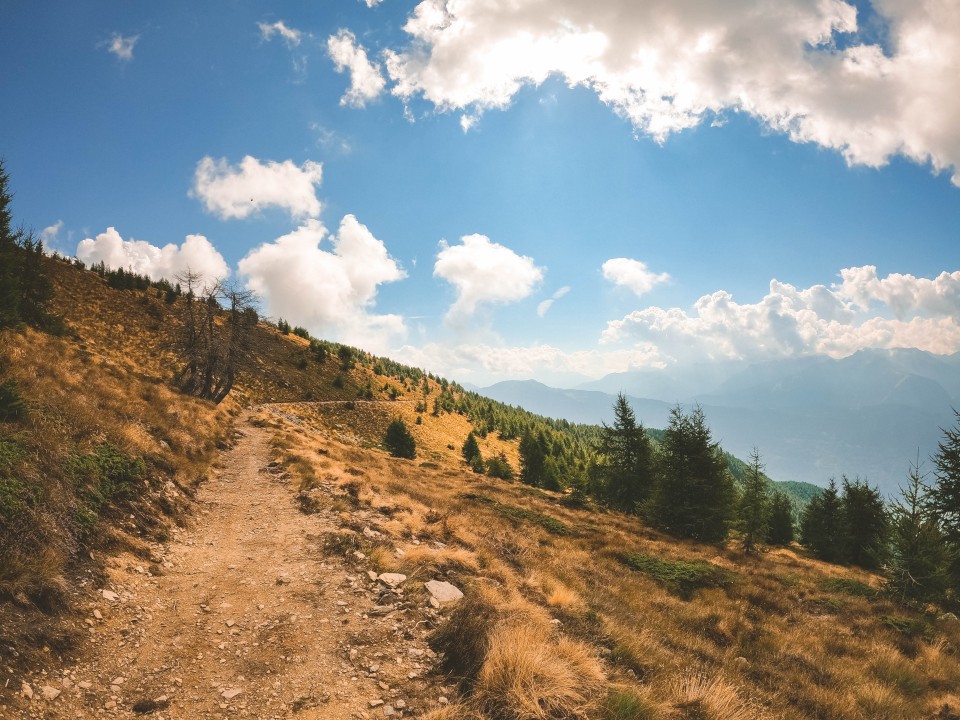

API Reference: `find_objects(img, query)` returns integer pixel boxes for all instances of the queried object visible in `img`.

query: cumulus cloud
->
[361,0,384,6]
[393,341,663,385]
[40,220,63,245]
[434,234,544,323]
[76,228,229,282]
[384,0,960,185]
[602,258,670,296]
[537,286,571,318]
[601,266,960,363]
[191,156,324,221]
[238,216,406,351]
[328,30,386,107]
[105,33,138,61]
[258,20,302,46]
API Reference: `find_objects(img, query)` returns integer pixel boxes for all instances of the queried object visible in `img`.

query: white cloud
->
[106,33,138,61]
[40,220,63,245]
[392,341,663,386]
[601,266,960,363]
[434,234,544,323]
[537,286,571,318]
[602,258,670,296]
[191,156,324,221]
[361,0,384,6]
[238,216,406,351]
[384,0,960,186]
[258,20,302,46]
[327,30,386,107]
[76,227,229,282]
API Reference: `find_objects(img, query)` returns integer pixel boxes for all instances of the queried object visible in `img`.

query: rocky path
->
[14,411,448,719]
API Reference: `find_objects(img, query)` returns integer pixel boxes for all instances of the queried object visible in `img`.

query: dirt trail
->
[21,410,443,719]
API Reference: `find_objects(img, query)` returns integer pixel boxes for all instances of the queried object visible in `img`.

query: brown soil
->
[9,409,449,719]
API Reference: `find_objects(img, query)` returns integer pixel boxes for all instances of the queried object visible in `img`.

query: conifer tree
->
[519,430,546,486]
[384,417,416,459]
[840,476,889,569]
[0,160,53,330]
[800,478,843,562]
[738,448,770,553]
[649,405,735,542]
[462,432,482,466]
[930,410,960,548]
[767,491,795,545]
[596,393,654,512]
[888,459,950,602]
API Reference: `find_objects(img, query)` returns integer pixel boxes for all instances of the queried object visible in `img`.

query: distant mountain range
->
[478,349,960,496]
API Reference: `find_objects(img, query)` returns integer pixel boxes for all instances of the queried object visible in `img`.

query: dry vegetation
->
[4,257,960,719]
[261,397,960,720]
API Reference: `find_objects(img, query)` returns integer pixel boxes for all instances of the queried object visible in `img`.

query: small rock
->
[395,699,407,709]
[111,676,126,685]
[41,686,61,700]
[226,619,235,627]
[369,698,384,708]
[101,589,120,602]
[93,609,103,620]
[377,573,407,588]
[939,612,959,622]
[221,688,243,700]
[21,682,33,699]
[383,705,396,716]
[438,696,449,705]
[367,571,379,582]
[78,681,92,690]
[424,580,463,605]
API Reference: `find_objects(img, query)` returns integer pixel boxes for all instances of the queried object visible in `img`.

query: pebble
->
[221,688,243,700]
[101,589,120,602]
[41,686,62,700]
[21,682,33,699]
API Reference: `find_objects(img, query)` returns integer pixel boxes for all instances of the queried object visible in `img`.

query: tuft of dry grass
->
[475,622,605,720]
[669,672,756,720]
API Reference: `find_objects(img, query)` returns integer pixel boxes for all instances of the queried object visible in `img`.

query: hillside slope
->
[3,258,960,720]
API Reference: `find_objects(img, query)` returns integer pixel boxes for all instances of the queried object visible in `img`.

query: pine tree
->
[462,432,482,466]
[840,476,888,569]
[0,159,21,328]
[519,430,546,486]
[930,410,960,547]
[800,478,843,562]
[649,405,735,542]
[738,448,770,553]
[767,491,795,545]
[0,160,53,330]
[384,417,416,459]
[596,393,654,512]
[888,459,950,602]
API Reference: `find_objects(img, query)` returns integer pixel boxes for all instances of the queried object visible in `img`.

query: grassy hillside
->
[2,257,959,719]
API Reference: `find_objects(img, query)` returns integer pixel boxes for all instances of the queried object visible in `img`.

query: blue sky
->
[2,1,959,385]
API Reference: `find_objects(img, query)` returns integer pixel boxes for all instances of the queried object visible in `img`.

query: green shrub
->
[0,475,37,519]
[819,577,878,599]
[621,552,734,599]
[68,443,145,515]
[0,379,27,422]
[602,688,658,720]
[459,492,570,535]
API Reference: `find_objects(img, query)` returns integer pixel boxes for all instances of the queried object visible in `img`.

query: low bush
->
[621,553,735,599]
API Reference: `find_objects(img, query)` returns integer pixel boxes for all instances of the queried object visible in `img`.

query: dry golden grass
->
[668,672,756,720]
[19,259,960,720]
[476,623,606,720]
[260,394,960,720]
